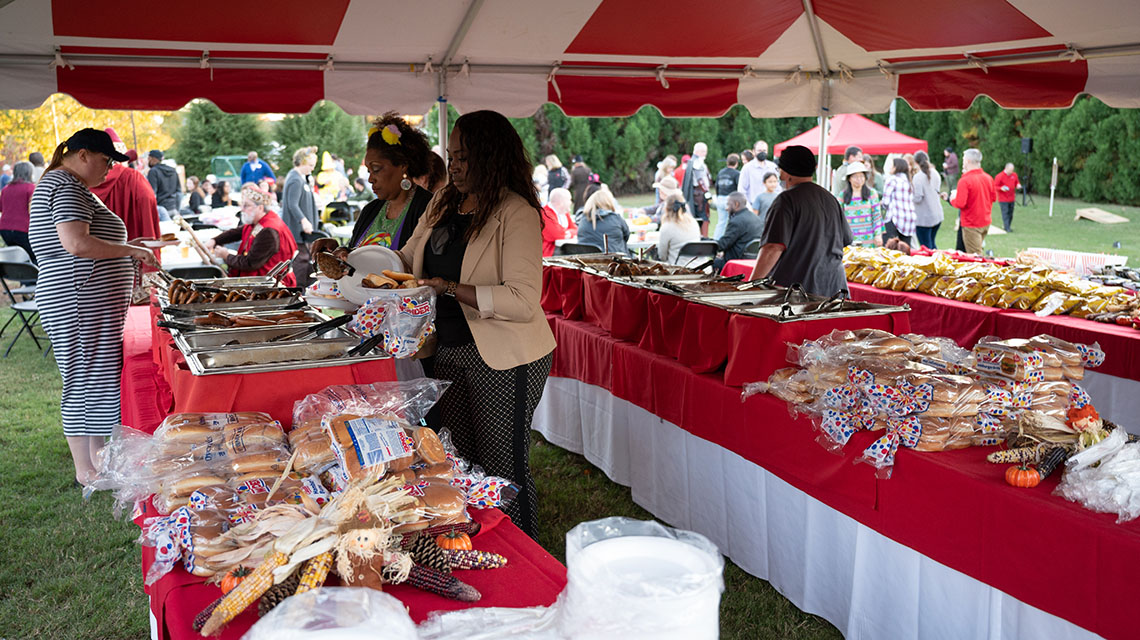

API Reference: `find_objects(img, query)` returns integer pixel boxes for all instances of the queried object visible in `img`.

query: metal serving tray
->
[168,276,278,287]
[689,290,816,307]
[173,323,351,352]
[159,295,306,314]
[736,300,910,323]
[184,338,389,376]
[161,307,327,327]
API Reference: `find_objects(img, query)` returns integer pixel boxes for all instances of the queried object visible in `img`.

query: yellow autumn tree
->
[0,94,175,167]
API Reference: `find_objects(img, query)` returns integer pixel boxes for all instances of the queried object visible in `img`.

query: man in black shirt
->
[749,145,852,297]
[714,192,764,272]
[713,153,741,239]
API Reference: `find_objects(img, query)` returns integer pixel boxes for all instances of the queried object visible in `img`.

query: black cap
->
[777,145,816,178]
[65,128,130,162]
[149,149,164,160]
[572,154,584,164]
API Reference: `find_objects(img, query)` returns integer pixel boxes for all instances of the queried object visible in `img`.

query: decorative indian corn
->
[294,551,334,595]
[442,549,508,570]
[404,563,481,602]
[200,550,289,636]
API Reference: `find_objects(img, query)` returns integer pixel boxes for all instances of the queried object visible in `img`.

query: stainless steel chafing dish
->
[159,295,306,314]
[166,276,278,288]
[183,338,390,375]
[690,285,909,322]
[173,322,352,352]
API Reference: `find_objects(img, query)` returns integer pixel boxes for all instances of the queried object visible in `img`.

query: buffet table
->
[121,306,398,431]
[535,262,1140,640]
[121,307,568,640]
[720,258,1140,427]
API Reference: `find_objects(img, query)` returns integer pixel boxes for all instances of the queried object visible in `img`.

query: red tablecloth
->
[547,310,1140,640]
[122,306,399,430]
[136,503,567,640]
[720,259,755,279]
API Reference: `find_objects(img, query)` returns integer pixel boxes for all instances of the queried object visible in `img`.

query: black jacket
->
[349,186,433,250]
[147,163,181,211]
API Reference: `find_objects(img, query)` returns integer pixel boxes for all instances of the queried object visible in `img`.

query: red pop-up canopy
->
[775,114,928,156]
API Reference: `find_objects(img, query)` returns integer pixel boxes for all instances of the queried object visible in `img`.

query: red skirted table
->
[541,310,1140,640]
[121,305,398,432]
[135,503,567,640]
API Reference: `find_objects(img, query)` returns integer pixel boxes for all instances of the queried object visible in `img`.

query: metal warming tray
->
[159,295,306,313]
[173,323,352,352]
[736,299,911,322]
[167,276,278,288]
[160,307,327,328]
[184,339,389,375]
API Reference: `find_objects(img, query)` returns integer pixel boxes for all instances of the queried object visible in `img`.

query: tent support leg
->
[438,71,449,166]
[817,79,831,189]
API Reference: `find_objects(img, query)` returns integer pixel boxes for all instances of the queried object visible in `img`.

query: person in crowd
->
[645,175,683,225]
[331,153,348,179]
[539,187,577,257]
[0,164,12,190]
[749,145,852,296]
[544,154,569,198]
[656,194,701,265]
[865,155,885,194]
[398,109,556,540]
[90,128,161,242]
[943,147,960,191]
[681,142,711,236]
[28,128,160,486]
[995,162,1021,232]
[259,177,278,206]
[125,149,140,172]
[282,146,319,286]
[576,185,629,254]
[239,151,276,186]
[713,153,741,239]
[146,150,181,218]
[316,151,352,202]
[336,113,434,252]
[184,176,207,214]
[415,152,448,194]
[674,153,689,186]
[831,146,863,197]
[569,154,591,213]
[904,153,918,179]
[352,177,372,200]
[738,141,777,206]
[653,155,677,204]
[839,161,883,247]
[580,172,603,211]
[912,150,943,249]
[28,151,45,183]
[751,171,782,229]
[715,191,765,271]
[948,148,996,255]
[882,157,918,246]
[0,162,37,262]
[205,184,297,287]
[532,163,549,206]
[211,180,236,208]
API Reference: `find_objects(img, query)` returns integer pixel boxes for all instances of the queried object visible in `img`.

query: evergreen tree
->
[274,101,366,178]
[169,101,267,179]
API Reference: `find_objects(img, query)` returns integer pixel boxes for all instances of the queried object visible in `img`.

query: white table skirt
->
[533,376,1104,640]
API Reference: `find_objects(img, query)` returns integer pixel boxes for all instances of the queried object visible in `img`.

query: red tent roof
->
[774,114,928,156]
[0,0,1137,115]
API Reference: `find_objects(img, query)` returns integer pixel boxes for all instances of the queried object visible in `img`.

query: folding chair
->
[557,242,604,256]
[676,241,719,268]
[0,261,45,357]
[742,238,763,260]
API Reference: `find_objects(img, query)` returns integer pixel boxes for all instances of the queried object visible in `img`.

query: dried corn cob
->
[399,521,481,550]
[403,563,481,602]
[293,551,334,595]
[192,594,226,632]
[1036,446,1070,480]
[986,444,1051,465]
[442,549,508,570]
[201,550,288,636]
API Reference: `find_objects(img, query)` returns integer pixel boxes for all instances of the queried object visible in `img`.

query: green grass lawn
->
[617,191,1140,265]
[0,307,840,640]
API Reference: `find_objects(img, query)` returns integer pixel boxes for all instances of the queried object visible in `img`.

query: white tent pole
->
[436,0,485,168]
[1049,156,1058,218]
[438,82,448,166]
[801,0,833,188]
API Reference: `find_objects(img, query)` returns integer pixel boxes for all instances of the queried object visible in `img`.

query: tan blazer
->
[399,190,556,370]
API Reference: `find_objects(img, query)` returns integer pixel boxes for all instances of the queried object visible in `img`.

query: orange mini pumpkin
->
[1005,463,1041,488]
[220,566,252,594]
[436,530,472,551]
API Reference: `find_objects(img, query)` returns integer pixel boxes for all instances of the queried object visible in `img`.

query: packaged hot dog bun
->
[420,479,467,520]
[163,473,228,498]
[294,438,336,474]
[160,412,274,431]
[415,462,455,480]
[381,269,416,282]
[230,450,291,474]
[223,422,287,456]
[414,427,447,465]
[159,424,219,445]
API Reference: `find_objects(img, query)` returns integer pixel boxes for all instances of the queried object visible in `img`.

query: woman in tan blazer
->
[399,110,555,539]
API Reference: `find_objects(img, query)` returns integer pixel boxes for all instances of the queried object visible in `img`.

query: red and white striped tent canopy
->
[1,0,1139,118]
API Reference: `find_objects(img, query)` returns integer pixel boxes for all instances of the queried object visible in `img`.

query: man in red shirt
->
[994,162,1021,232]
[948,149,997,255]
[540,188,577,256]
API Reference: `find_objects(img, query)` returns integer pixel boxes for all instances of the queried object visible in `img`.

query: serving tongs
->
[269,312,355,342]
[347,333,385,356]
[644,278,688,294]
[808,289,850,315]
[736,277,774,291]
[776,284,812,320]
[266,260,292,283]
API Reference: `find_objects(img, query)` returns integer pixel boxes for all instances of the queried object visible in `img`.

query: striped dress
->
[29,170,134,437]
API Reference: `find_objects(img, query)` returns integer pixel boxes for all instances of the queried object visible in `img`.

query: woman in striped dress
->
[29,129,160,486]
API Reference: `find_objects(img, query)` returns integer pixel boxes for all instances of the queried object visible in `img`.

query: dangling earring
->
[400,173,412,191]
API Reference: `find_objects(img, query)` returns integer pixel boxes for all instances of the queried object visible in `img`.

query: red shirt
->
[994,171,1020,203]
[0,181,34,231]
[89,164,161,241]
[540,205,576,257]
[950,168,997,229]
[236,211,298,287]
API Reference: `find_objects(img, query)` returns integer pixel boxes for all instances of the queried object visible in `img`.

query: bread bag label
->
[342,417,415,468]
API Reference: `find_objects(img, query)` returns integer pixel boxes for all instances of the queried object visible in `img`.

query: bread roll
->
[231,451,290,474]
[164,473,228,498]
[1062,365,1084,381]
[160,424,218,445]
[420,480,467,521]
[295,439,336,474]
[415,462,455,480]
[415,427,447,465]
[862,337,913,355]
[324,414,389,481]
[224,422,287,456]
[923,402,979,418]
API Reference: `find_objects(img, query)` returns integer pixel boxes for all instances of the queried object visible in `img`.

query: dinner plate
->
[338,246,407,304]
[141,239,181,248]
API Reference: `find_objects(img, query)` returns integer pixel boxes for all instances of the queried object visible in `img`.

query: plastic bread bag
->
[1055,428,1140,523]
[350,287,438,358]
[742,367,815,405]
[1026,334,1104,372]
[858,415,924,479]
[154,411,275,441]
[86,424,164,517]
[972,337,1050,381]
[905,373,983,418]
[243,587,418,640]
[947,277,985,302]
[913,416,976,452]
[140,505,194,585]
[555,517,723,639]
[292,379,450,429]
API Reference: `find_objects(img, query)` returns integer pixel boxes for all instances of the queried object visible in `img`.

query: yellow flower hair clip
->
[381,124,402,145]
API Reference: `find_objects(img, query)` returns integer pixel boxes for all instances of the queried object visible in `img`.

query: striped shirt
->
[882,174,917,236]
[841,190,883,246]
